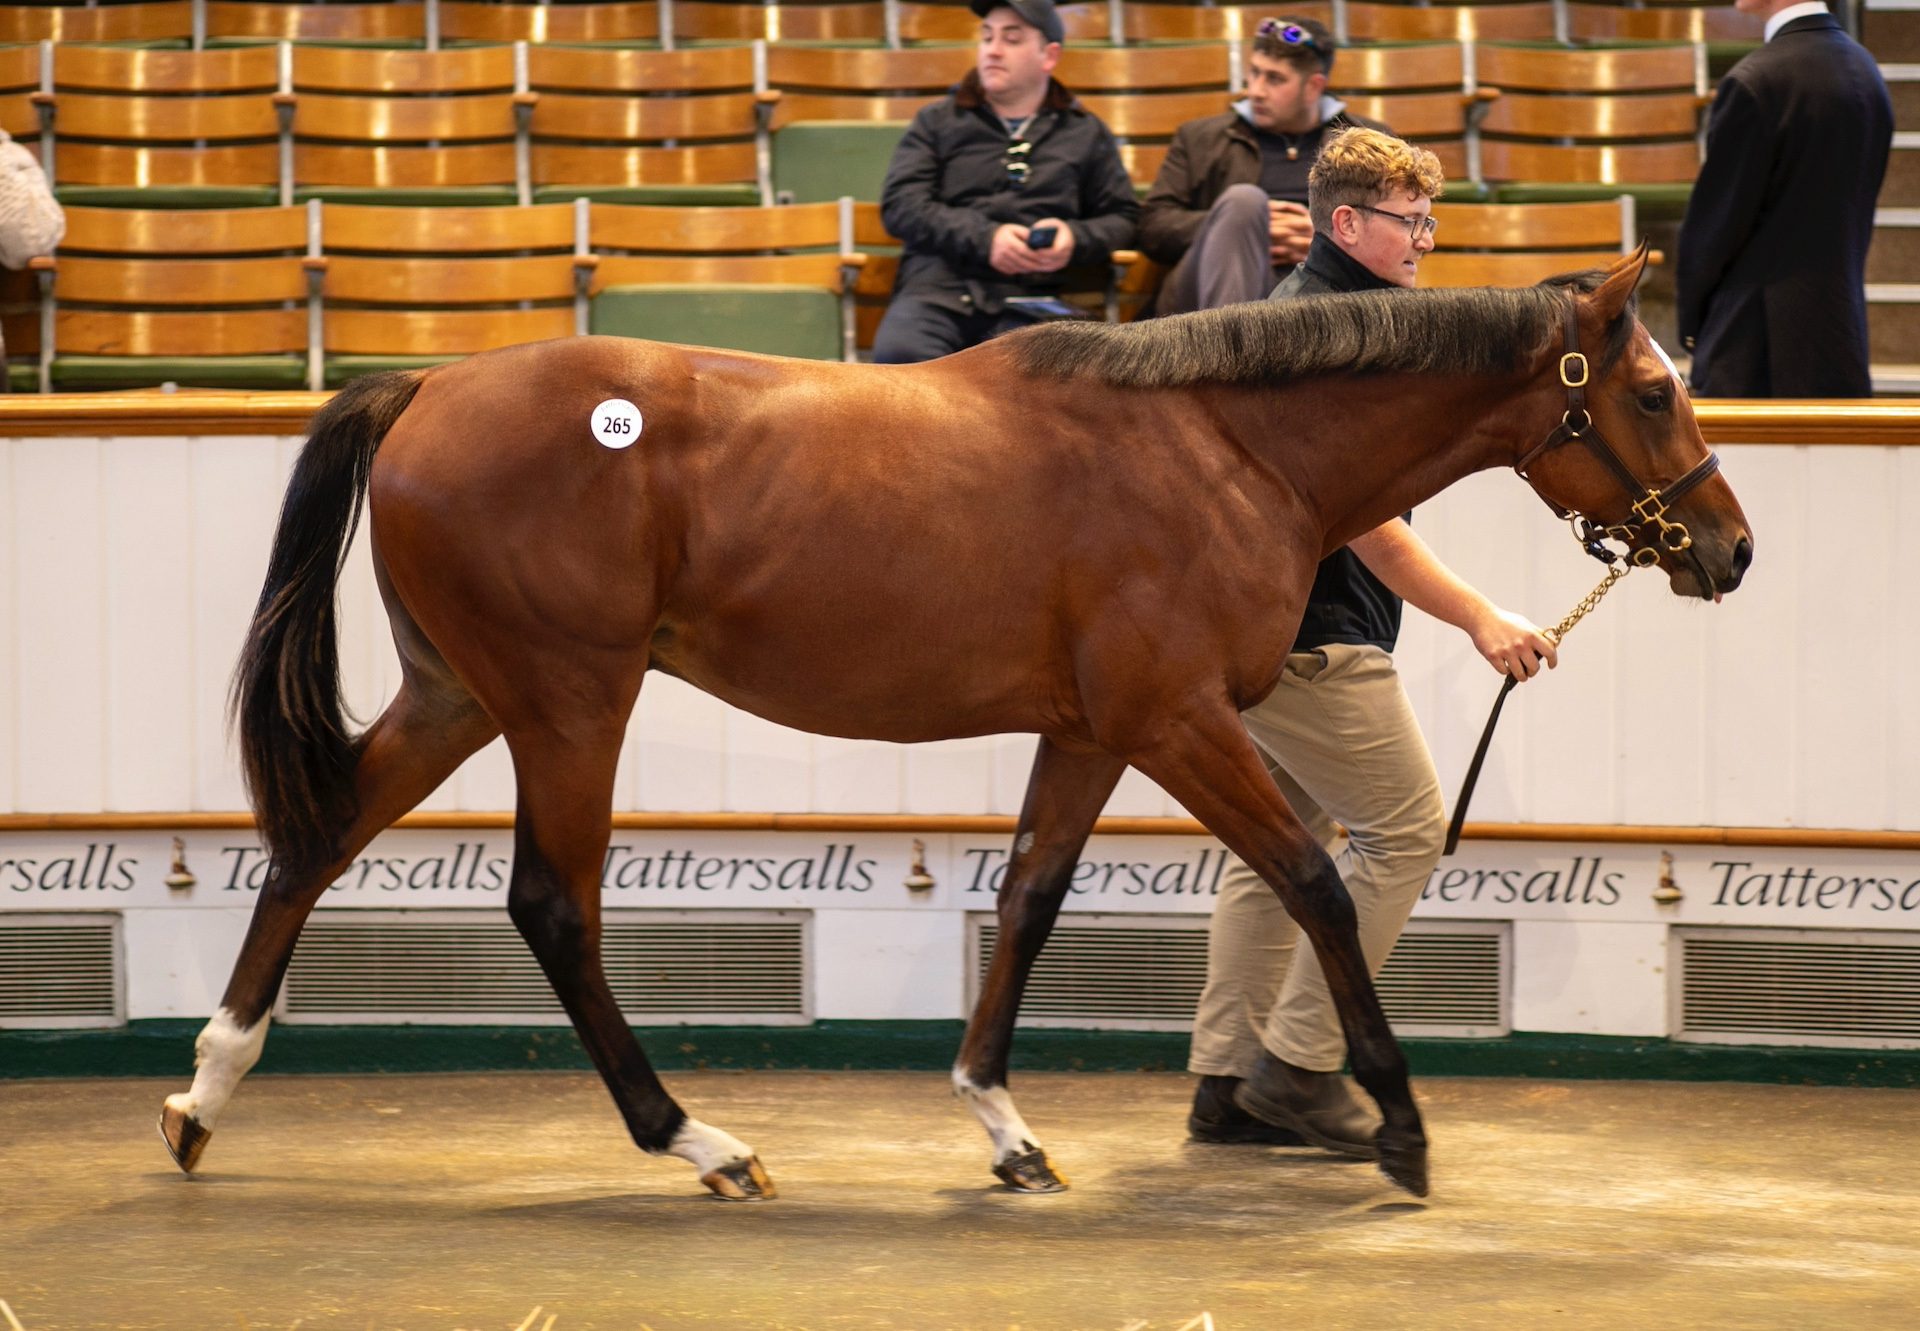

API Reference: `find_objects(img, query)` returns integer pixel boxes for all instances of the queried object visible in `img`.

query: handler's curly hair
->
[1307,127,1445,234]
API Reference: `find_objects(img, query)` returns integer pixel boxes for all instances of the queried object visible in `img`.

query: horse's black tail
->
[232,370,425,872]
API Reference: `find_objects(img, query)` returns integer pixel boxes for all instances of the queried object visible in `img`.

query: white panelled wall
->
[2,436,1909,830]
[5,428,1919,1043]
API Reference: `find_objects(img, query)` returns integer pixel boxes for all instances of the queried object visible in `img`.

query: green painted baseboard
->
[2,1021,1916,1088]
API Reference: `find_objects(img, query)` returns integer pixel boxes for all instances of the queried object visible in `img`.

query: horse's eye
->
[1638,389,1670,414]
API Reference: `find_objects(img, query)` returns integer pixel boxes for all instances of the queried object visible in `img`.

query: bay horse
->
[160,248,1749,1202]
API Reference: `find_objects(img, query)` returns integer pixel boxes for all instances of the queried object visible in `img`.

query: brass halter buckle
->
[1630,491,1694,553]
[1559,352,1590,388]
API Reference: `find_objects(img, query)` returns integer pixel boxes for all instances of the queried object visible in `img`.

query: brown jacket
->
[1137,107,1384,267]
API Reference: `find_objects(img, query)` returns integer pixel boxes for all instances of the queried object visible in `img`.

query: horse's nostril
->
[1731,535,1754,577]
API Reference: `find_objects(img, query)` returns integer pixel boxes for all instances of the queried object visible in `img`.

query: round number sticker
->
[591,398,643,449]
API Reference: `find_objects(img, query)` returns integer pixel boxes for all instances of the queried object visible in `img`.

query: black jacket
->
[879,71,1139,313]
[1269,235,1406,655]
[1676,14,1892,397]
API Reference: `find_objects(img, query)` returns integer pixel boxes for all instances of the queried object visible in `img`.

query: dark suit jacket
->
[1676,13,1892,397]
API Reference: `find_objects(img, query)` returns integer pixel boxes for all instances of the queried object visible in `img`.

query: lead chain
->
[1545,562,1630,647]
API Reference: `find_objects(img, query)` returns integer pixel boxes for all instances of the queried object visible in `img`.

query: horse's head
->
[1517,247,1753,601]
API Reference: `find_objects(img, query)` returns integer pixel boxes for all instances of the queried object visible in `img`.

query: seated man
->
[1188,128,1559,1151]
[1138,16,1385,316]
[872,0,1139,363]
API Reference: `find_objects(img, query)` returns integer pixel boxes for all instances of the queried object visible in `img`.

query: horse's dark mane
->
[1006,271,1636,389]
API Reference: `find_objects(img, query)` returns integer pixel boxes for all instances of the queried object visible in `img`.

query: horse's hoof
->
[159,1104,210,1174]
[992,1148,1069,1193]
[1376,1134,1429,1198]
[701,1155,777,1201]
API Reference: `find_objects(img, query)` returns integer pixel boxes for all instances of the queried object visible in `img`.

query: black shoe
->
[1233,1052,1378,1160]
[1187,1074,1307,1146]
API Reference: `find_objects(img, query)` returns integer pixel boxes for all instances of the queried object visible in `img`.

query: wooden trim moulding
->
[2,810,1917,851]
[3,395,1920,444]
[0,392,328,437]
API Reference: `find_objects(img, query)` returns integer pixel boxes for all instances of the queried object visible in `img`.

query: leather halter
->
[1514,298,1722,571]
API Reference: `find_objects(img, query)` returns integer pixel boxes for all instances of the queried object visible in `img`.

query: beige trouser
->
[1188,643,1446,1075]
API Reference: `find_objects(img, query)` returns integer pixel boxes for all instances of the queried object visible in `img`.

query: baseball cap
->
[969,0,1066,45]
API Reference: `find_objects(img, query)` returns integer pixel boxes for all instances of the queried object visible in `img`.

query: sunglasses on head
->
[1255,18,1330,61]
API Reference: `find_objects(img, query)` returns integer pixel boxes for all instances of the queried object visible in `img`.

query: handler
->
[1187,127,1559,1153]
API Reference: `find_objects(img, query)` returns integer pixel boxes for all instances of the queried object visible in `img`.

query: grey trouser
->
[1154,183,1281,316]
[1188,643,1447,1075]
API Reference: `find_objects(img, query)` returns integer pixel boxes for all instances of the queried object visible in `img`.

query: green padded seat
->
[772,121,908,203]
[533,184,765,207]
[56,186,281,210]
[5,362,39,393]
[1707,43,1759,78]
[294,186,522,208]
[49,356,309,391]
[1493,182,1693,219]
[325,354,461,388]
[593,284,842,360]
[1437,180,1492,204]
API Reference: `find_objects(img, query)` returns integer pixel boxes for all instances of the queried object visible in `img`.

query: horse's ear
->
[1589,242,1650,322]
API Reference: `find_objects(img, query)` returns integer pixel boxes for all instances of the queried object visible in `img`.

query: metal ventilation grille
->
[1678,928,1920,1048]
[977,918,1209,1029]
[282,911,807,1025]
[971,915,1508,1036]
[1375,925,1508,1036]
[0,914,122,1028]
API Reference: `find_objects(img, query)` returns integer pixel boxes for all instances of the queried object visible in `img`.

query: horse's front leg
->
[1126,704,1428,1197]
[954,737,1125,1192]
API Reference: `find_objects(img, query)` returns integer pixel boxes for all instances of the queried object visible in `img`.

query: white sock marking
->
[953,1066,1042,1164]
[665,1117,755,1175]
[163,1007,268,1131]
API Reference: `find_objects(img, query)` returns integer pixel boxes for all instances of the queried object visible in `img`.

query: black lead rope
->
[1443,673,1521,857]
[1442,557,1632,857]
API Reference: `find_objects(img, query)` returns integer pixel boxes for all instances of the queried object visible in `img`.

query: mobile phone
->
[1027,225,1057,250]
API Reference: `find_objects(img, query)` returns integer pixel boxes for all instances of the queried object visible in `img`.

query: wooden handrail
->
[3,395,1919,444]
[1,810,1916,851]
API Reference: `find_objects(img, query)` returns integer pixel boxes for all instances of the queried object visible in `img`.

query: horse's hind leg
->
[954,737,1125,1192]
[1124,705,1428,1197]
[160,671,498,1172]
[502,723,773,1201]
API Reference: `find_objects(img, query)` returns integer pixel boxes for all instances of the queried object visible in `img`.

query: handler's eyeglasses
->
[1255,18,1331,61]
[1356,204,1438,241]
[1004,139,1033,189]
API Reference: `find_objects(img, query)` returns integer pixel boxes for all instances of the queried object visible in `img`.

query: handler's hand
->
[1470,608,1558,681]
[990,223,1050,275]
[1025,217,1077,272]
[1269,200,1313,265]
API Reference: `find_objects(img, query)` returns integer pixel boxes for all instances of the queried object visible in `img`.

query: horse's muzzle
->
[1720,533,1754,594]
[1694,531,1753,601]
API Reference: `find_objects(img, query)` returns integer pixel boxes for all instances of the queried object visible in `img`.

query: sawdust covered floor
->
[2,1071,1916,1331]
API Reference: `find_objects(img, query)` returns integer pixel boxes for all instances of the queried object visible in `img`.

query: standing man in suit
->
[1676,0,1892,396]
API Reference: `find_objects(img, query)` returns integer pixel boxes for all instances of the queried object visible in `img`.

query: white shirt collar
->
[1765,2,1827,41]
